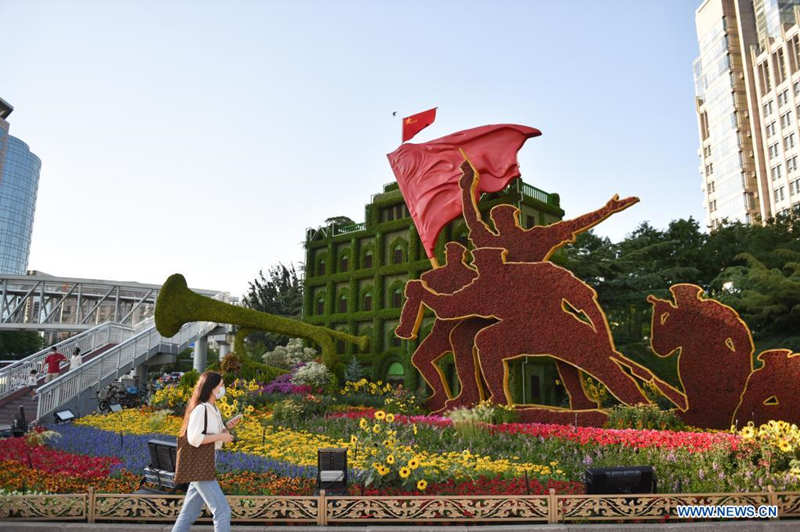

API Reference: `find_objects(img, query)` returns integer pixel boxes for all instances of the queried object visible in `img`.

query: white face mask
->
[215,385,225,399]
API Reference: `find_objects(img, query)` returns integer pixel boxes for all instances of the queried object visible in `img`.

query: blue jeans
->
[172,480,231,532]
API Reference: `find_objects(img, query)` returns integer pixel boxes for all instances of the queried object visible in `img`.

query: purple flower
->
[698,469,704,480]
[582,455,593,466]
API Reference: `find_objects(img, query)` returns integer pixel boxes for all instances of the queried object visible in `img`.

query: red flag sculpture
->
[402,108,437,142]
[387,124,541,259]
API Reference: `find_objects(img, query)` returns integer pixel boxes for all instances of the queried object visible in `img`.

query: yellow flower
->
[779,439,792,453]
[350,435,358,445]
[372,424,381,434]
[374,410,386,421]
[387,455,395,464]
[399,467,411,479]
[386,413,395,423]
[378,465,390,476]
[417,479,427,491]
[408,458,420,470]
[359,418,368,430]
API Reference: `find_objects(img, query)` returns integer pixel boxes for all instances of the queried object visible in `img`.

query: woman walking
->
[172,371,242,532]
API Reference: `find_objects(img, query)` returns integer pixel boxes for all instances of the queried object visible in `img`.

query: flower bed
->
[491,422,740,452]
[47,423,316,479]
[0,460,140,493]
[0,435,122,479]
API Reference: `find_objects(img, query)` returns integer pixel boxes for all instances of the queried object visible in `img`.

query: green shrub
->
[213,352,286,385]
[605,404,686,431]
[179,370,199,388]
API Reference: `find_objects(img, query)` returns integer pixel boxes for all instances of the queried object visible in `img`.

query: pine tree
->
[344,355,365,382]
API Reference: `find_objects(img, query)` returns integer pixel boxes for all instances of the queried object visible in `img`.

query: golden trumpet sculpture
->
[155,274,368,367]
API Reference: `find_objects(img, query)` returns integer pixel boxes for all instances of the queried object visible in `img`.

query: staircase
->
[0,343,117,427]
[35,320,217,423]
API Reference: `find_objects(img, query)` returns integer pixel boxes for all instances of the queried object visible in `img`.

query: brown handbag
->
[174,405,216,483]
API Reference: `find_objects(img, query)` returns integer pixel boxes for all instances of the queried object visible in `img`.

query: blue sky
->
[3,0,702,296]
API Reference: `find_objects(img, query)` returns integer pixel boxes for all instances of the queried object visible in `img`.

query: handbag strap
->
[203,404,208,435]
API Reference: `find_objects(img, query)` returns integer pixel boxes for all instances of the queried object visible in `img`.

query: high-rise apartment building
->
[0,98,41,274]
[694,0,800,229]
[751,4,800,216]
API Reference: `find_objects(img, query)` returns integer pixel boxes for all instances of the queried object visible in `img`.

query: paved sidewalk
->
[2,521,800,532]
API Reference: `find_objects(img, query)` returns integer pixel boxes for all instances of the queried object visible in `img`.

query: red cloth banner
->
[387,124,541,258]
[402,108,437,142]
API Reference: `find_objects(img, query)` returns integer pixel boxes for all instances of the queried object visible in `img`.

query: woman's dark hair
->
[179,371,222,436]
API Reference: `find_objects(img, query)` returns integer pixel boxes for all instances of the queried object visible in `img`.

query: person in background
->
[70,347,82,371]
[43,347,67,383]
[172,371,242,532]
[27,369,38,396]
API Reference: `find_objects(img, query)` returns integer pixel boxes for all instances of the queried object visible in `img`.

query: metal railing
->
[35,320,216,420]
[333,222,366,235]
[521,182,558,206]
[0,322,133,400]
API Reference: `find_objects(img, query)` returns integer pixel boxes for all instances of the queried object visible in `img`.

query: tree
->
[0,331,43,359]
[711,215,800,352]
[242,263,304,353]
[344,355,366,382]
[325,216,355,227]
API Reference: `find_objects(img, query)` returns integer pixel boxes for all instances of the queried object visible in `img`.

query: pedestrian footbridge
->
[0,273,232,425]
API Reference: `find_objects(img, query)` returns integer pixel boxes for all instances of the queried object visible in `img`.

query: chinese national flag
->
[387,124,540,259]
[402,107,437,142]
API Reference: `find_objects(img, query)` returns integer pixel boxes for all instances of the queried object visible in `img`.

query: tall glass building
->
[0,98,41,274]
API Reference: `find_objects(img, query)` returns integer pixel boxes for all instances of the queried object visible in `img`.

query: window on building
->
[705,163,713,176]
[764,100,774,115]
[708,180,715,193]
[781,111,793,129]
[700,112,710,140]
[362,251,373,269]
[790,179,800,195]
[316,298,325,316]
[784,133,795,150]
[767,121,777,137]
[709,199,717,213]
[769,143,779,159]
[317,259,326,276]
[779,90,790,106]
[788,156,798,172]
[775,186,786,202]
[362,292,372,311]
[703,145,711,158]
[337,339,345,354]
[391,288,403,308]
[392,246,404,264]
[339,254,348,273]
[338,294,348,313]
[772,165,783,180]
[758,61,772,93]
[774,49,787,84]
